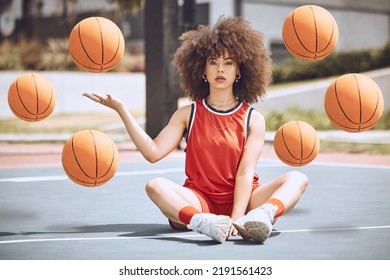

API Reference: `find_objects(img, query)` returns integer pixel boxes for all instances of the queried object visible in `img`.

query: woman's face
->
[204,49,239,91]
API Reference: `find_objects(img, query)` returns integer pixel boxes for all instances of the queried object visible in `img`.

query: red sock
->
[178,206,200,225]
[265,198,285,218]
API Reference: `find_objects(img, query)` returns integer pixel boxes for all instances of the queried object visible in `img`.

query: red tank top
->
[183,98,259,205]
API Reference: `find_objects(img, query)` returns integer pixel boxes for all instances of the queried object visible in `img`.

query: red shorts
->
[185,186,232,215]
[168,184,260,230]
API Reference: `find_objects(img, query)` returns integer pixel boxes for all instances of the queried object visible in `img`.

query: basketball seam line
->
[370,86,381,123]
[33,73,39,121]
[334,78,357,125]
[310,5,318,60]
[356,74,362,131]
[91,130,99,186]
[291,9,314,55]
[33,74,55,117]
[63,167,113,186]
[96,17,104,72]
[319,16,336,53]
[274,148,315,166]
[102,141,117,178]
[284,44,330,58]
[7,108,37,120]
[298,121,303,165]
[312,5,336,54]
[96,17,123,67]
[69,53,119,71]
[68,53,118,71]
[15,75,36,117]
[77,23,99,65]
[97,141,117,179]
[281,124,302,162]
[274,148,302,166]
[325,111,378,131]
[308,131,319,160]
[325,108,380,132]
[71,134,96,181]
[69,42,120,71]
[109,28,122,65]
[297,121,318,163]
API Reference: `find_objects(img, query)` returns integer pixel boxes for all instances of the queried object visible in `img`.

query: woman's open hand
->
[83,93,124,111]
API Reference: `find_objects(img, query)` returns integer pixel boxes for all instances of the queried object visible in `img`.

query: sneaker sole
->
[244,221,271,243]
[232,222,251,241]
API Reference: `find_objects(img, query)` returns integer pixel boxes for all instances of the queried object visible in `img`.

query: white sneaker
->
[188,213,231,243]
[233,204,276,243]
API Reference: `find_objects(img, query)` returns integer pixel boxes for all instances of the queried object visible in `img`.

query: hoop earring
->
[235,73,241,83]
[202,74,208,83]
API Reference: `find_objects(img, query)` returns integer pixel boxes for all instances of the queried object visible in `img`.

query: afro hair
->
[172,16,272,104]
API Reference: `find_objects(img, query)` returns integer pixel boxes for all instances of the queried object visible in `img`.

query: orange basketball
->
[68,17,125,72]
[324,73,384,132]
[62,130,119,187]
[7,73,56,122]
[274,121,320,166]
[282,5,338,61]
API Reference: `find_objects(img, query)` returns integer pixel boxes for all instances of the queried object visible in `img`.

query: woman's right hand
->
[83,92,124,111]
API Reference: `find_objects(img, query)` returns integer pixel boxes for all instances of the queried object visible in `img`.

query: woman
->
[84,16,308,244]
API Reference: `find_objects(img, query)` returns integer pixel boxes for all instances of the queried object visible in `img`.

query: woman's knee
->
[286,170,309,192]
[145,177,165,198]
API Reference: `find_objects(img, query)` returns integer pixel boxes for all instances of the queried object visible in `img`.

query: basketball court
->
[0,150,389,260]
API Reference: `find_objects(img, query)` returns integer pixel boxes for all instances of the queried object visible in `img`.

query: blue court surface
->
[0,156,389,260]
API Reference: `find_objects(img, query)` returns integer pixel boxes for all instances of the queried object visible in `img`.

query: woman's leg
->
[145,177,231,242]
[233,171,308,243]
[248,170,309,215]
[145,177,202,224]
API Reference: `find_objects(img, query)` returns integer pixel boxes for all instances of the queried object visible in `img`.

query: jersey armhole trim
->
[245,107,254,139]
[186,102,196,142]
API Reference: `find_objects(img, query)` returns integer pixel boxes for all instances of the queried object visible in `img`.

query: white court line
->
[0,161,389,183]
[0,167,185,183]
[310,161,390,169]
[258,158,390,169]
[1,225,389,245]
[0,234,201,245]
[277,225,390,233]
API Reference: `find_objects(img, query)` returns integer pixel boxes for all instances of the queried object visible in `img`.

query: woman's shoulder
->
[177,103,193,114]
[249,108,265,126]
[171,103,193,122]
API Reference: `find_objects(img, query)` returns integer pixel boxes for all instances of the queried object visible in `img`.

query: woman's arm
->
[231,110,265,225]
[83,93,190,163]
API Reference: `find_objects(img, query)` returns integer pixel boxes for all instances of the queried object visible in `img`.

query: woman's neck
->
[206,93,238,109]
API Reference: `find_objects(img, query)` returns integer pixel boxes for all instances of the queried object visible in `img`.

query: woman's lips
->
[215,76,226,81]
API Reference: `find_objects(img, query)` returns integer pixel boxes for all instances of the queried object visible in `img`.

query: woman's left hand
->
[229,220,238,236]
